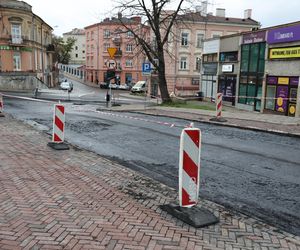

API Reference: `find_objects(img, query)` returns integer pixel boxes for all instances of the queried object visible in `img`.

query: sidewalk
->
[0,115,300,249]
[107,94,300,137]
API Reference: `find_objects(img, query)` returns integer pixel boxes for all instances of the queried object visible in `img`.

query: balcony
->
[114,49,122,57]
[46,44,55,52]
[112,36,122,44]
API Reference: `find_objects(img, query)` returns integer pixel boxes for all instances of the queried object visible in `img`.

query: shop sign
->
[275,86,289,113]
[222,64,234,73]
[288,104,296,116]
[290,77,299,86]
[268,24,300,44]
[242,31,266,44]
[267,76,278,85]
[203,39,220,54]
[278,77,289,85]
[269,46,300,59]
[202,63,217,74]
[0,45,32,52]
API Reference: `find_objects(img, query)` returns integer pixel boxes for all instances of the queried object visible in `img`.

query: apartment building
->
[159,6,260,97]
[84,13,150,85]
[63,28,85,65]
[0,0,55,90]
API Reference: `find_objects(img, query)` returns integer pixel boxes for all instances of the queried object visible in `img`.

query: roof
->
[85,16,141,30]
[63,28,85,36]
[179,12,260,27]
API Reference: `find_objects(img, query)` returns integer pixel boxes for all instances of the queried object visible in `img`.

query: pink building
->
[84,13,150,85]
[156,8,260,97]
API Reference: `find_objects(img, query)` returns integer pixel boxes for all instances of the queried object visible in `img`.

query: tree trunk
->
[157,49,171,103]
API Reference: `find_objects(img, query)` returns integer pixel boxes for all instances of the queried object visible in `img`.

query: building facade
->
[264,22,300,117]
[218,35,240,105]
[0,0,55,90]
[84,14,150,85]
[161,7,260,97]
[63,28,85,65]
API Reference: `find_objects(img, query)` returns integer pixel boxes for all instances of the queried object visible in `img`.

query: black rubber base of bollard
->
[209,117,227,122]
[47,142,70,150]
[160,203,219,228]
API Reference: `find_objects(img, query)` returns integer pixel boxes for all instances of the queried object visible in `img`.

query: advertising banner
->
[269,46,300,59]
[268,24,300,44]
[275,86,289,113]
[242,31,266,44]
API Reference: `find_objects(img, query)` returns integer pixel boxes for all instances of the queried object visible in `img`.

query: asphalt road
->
[2,89,300,236]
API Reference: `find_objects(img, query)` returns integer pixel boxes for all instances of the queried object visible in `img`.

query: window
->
[82,50,85,54]
[91,31,94,40]
[195,57,201,71]
[126,44,133,52]
[192,78,200,85]
[181,32,188,46]
[196,34,204,48]
[241,44,250,73]
[104,43,110,51]
[104,29,110,38]
[219,51,238,62]
[249,43,259,72]
[13,52,21,71]
[75,46,78,50]
[125,59,133,67]
[11,24,22,44]
[127,31,133,37]
[86,32,90,40]
[75,54,78,58]
[180,57,187,70]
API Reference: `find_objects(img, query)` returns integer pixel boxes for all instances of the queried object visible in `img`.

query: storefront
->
[237,31,266,112]
[265,23,300,117]
[201,39,220,100]
[218,35,240,105]
[265,76,298,116]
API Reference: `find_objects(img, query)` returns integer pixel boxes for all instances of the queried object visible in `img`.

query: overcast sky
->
[24,0,300,36]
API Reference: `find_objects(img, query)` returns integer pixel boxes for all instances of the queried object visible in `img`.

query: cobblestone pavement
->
[0,116,300,249]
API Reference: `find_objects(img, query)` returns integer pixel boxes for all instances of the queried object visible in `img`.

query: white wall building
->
[63,28,86,65]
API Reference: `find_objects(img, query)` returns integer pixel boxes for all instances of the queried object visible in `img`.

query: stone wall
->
[0,73,48,91]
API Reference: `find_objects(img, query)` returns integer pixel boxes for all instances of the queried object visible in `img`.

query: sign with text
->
[142,62,151,75]
[222,64,234,73]
[269,46,300,59]
[268,24,300,44]
[242,31,266,44]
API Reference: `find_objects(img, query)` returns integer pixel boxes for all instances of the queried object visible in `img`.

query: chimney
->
[216,8,225,17]
[117,12,122,19]
[244,9,252,19]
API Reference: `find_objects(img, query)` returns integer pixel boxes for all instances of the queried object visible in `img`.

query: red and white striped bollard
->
[48,103,69,150]
[216,93,223,118]
[179,128,201,207]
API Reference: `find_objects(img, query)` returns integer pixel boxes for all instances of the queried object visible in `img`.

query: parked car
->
[60,81,73,92]
[131,81,147,93]
[100,82,109,89]
[109,83,119,89]
[118,83,130,90]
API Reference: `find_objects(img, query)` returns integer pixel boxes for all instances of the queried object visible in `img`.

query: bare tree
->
[115,0,199,103]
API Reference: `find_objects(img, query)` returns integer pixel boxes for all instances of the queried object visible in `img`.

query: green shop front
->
[237,31,266,112]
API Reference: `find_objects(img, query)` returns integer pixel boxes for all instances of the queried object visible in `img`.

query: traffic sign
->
[105,59,116,69]
[142,62,151,75]
[107,47,117,58]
